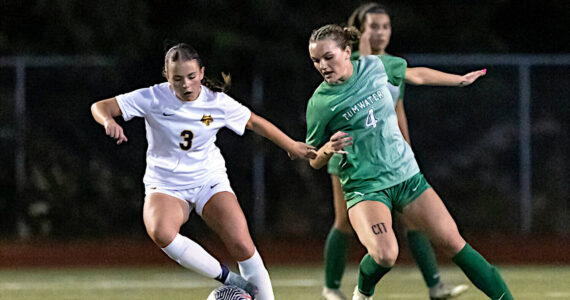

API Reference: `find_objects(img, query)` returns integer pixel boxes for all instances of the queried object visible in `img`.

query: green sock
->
[324,227,350,289]
[358,254,392,296]
[407,230,440,288]
[453,243,513,300]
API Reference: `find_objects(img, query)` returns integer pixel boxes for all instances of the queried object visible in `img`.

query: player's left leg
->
[202,191,274,300]
[398,213,469,299]
[323,175,352,300]
[402,188,513,300]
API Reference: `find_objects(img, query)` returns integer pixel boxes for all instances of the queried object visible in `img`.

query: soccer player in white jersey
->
[91,43,317,300]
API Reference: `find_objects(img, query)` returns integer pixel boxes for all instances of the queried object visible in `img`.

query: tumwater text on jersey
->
[341,90,384,121]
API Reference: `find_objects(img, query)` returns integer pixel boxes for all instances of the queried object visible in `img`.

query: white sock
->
[162,233,222,279]
[238,249,274,300]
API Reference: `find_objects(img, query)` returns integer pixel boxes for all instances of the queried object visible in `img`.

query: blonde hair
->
[309,24,361,49]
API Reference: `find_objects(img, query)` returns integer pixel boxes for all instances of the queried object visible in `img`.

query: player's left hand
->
[287,142,317,160]
[328,131,352,154]
[459,69,487,87]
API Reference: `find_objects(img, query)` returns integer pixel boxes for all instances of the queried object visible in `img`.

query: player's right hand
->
[287,142,317,160]
[104,120,128,144]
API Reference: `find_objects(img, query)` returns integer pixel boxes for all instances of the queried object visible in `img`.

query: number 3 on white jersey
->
[180,130,194,151]
[365,109,378,128]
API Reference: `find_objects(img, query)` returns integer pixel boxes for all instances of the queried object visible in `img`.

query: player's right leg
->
[143,192,232,281]
[201,191,273,300]
[348,200,398,298]
[323,175,352,300]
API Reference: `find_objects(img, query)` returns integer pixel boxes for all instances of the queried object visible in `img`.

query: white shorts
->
[144,173,234,217]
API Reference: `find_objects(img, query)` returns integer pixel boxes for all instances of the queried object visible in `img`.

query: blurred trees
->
[0,0,568,239]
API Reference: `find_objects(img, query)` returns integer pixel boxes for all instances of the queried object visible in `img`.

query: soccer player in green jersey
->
[321,3,468,300]
[306,24,513,300]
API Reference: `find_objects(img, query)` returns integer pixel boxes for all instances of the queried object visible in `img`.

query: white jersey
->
[116,82,251,189]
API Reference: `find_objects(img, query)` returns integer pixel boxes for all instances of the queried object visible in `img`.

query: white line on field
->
[0,279,320,290]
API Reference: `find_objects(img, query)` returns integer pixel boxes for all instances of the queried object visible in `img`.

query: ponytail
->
[202,72,231,93]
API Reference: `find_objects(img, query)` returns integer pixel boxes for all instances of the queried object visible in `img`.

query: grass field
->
[0,265,568,299]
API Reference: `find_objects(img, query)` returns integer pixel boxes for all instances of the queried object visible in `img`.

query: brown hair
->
[162,43,231,93]
[347,3,389,32]
[309,24,361,49]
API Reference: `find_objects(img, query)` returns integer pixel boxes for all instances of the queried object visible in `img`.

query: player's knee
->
[334,218,352,234]
[146,225,177,248]
[369,244,398,267]
[227,239,255,261]
[432,233,465,257]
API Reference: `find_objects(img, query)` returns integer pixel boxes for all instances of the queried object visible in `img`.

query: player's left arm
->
[246,112,317,160]
[405,67,486,87]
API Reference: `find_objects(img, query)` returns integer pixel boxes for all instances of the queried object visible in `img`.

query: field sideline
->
[0,265,568,299]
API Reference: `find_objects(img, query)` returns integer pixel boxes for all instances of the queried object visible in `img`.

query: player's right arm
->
[309,131,352,169]
[91,97,128,144]
[358,30,373,56]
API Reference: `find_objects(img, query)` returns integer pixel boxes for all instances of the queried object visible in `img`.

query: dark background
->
[0,0,568,244]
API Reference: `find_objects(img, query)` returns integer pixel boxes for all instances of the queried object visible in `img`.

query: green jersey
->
[306,55,419,194]
[352,51,405,106]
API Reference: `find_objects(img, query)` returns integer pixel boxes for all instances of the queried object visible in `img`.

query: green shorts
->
[345,172,431,212]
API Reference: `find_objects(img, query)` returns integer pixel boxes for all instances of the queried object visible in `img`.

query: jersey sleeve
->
[327,153,343,175]
[305,95,330,148]
[115,87,154,121]
[222,94,252,136]
[379,55,407,88]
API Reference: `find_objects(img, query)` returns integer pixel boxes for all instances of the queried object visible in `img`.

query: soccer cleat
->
[224,271,258,299]
[352,285,373,300]
[429,282,469,299]
[322,286,348,300]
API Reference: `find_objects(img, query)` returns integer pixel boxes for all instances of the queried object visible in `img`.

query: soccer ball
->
[207,285,253,300]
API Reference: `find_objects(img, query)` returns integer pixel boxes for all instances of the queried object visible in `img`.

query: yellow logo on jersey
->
[201,114,214,126]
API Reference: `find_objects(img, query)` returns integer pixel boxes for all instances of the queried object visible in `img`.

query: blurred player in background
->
[306,24,513,300]
[91,43,317,300]
[321,3,468,299]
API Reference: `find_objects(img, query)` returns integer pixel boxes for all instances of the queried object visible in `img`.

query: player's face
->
[309,39,352,84]
[166,59,204,101]
[363,13,391,54]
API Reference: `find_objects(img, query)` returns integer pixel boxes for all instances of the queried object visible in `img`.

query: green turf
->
[0,265,568,299]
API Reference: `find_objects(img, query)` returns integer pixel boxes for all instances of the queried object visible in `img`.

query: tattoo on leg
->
[371,222,388,235]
